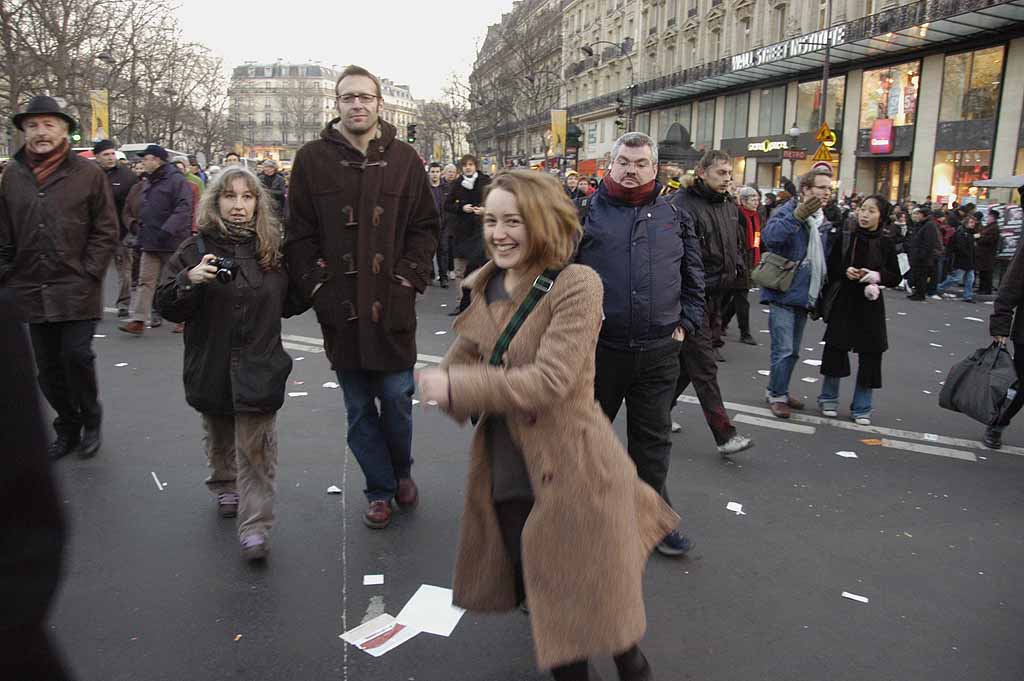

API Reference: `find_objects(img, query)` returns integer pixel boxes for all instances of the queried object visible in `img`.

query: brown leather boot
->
[770,401,792,419]
[787,396,806,410]
[118,320,144,335]
[396,477,419,508]
[364,500,392,529]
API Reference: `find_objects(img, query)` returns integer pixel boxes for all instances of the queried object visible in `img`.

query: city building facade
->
[471,0,1024,204]
[380,79,419,138]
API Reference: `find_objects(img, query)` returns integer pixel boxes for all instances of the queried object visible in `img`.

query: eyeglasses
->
[337,93,379,105]
[614,158,652,170]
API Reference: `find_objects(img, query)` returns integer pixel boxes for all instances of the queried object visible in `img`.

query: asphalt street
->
[44,273,1024,681]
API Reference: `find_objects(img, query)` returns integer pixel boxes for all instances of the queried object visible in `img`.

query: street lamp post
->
[820,0,833,130]
[95,50,115,141]
[580,40,635,130]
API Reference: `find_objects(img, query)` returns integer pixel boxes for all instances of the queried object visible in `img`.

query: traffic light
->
[614,97,627,130]
[406,123,417,144]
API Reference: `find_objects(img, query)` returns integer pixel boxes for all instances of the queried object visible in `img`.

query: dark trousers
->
[674,318,736,445]
[495,501,648,681]
[910,264,933,298]
[29,320,101,438]
[978,269,994,295]
[706,289,726,346]
[720,288,751,337]
[994,342,1024,430]
[595,342,680,506]
[433,226,449,283]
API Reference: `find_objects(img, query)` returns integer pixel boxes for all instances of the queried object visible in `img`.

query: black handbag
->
[939,343,1019,426]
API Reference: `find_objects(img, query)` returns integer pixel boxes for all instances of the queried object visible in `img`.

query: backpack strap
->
[489,269,563,366]
[195,234,207,257]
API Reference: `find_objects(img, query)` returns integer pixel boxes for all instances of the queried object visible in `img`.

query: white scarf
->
[461,172,478,190]
[805,208,827,306]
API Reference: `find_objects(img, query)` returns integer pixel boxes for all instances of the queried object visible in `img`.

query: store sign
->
[731,26,847,72]
[870,119,894,154]
[783,149,807,160]
[747,139,789,153]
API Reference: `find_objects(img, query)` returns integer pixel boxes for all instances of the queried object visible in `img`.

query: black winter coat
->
[821,226,901,354]
[975,220,1000,271]
[947,227,976,271]
[0,147,119,323]
[138,163,193,253]
[445,174,491,261]
[990,239,1024,343]
[156,232,299,415]
[906,219,941,266]
[103,164,138,239]
[672,179,746,291]
[260,172,288,220]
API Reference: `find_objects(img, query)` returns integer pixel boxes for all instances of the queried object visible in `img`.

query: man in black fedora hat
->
[0,95,119,460]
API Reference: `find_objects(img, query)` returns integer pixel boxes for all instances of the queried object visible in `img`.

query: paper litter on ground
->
[841,591,869,604]
[412,399,420,406]
[860,438,884,446]
[757,370,771,376]
[341,614,419,657]
[759,329,770,333]
[897,312,908,316]
[288,392,308,397]
[726,501,746,515]
[322,381,340,389]
[835,451,858,459]
[293,380,305,385]
[964,317,984,322]
[234,634,242,642]
[801,377,819,383]
[396,585,465,638]
[115,362,128,367]
[434,331,447,335]
[929,343,943,348]
[802,359,822,366]
[326,485,342,494]
[363,574,385,586]
[295,357,305,361]
[93,334,106,338]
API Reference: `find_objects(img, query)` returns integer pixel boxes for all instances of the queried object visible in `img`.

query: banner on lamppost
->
[88,90,109,142]
[550,109,567,158]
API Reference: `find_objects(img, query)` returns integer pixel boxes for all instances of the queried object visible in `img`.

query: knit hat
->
[92,139,116,155]
[142,144,168,161]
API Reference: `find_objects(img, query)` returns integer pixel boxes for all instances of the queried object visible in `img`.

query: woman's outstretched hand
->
[416,367,451,410]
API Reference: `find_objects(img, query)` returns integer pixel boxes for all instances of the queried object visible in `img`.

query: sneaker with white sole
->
[820,408,838,418]
[717,433,753,457]
[929,295,942,300]
[854,416,871,426]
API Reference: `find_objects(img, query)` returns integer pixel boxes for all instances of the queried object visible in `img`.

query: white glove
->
[864,283,880,301]
[859,270,881,285]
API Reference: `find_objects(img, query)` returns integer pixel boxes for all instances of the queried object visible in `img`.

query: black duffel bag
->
[939,343,1018,426]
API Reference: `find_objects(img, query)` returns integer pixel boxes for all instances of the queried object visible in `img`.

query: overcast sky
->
[174,0,512,100]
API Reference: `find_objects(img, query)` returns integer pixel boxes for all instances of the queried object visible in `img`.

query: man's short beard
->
[342,114,378,135]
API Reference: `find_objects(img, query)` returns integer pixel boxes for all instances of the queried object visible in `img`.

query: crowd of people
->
[4,64,1024,680]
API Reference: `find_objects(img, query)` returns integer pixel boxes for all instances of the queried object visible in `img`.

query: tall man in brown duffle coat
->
[285,65,439,529]
[0,96,118,461]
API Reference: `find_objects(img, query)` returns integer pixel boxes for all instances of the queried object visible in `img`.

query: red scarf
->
[26,138,70,185]
[739,205,762,264]
[603,174,658,206]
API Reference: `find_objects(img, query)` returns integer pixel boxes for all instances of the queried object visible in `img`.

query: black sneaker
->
[656,530,694,557]
[984,427,1002,450]
[77,427,101,459]
[48,433,80,461]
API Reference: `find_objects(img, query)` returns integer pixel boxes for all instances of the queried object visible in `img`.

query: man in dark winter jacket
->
[906,206,940,301]
[987,196,1024,449]
[259,158,287,220]
[119,144,193,335]
[670,151,754,454]
[0,96,119,460]
[427,162,448,288]
[976,209,1001,294]
[935,216,977,302]
[285,65,438,530]
[576,132,705,558]
[94,139,138,317]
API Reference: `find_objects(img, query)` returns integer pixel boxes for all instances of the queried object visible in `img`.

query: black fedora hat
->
[11,95,78,133]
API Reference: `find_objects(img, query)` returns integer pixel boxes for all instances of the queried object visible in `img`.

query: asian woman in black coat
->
[816,195,902,426]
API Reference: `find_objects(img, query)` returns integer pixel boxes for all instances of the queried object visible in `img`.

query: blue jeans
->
[936,269,975,301]
[338,368,415,502]
[767,303,808,402]
[818,375,873,418]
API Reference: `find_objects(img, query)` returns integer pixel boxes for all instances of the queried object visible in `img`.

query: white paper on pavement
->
[326,485,342,494]
[396,585,466,637]
[841,591,869,604]
[726,501,746,515]
[340,614,419,657]
[802,359,822,366]
[835,451,858,459]
[364,574,385,586]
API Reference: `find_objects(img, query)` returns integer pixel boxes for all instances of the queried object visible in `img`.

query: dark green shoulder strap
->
[489,269,563,366]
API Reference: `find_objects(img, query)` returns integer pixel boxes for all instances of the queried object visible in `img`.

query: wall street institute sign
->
[731,26,847,72]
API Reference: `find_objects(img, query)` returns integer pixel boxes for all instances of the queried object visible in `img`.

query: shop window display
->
[796,76,845,133]
[860,62,920,128]
[940,46,1004,122]
[931,149,992,206]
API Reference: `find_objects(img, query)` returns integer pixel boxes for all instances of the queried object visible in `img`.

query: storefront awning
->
[626,0,1024,110]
